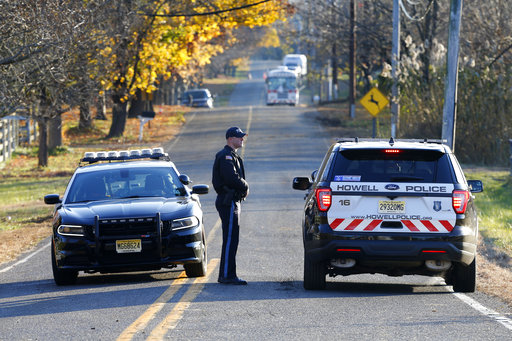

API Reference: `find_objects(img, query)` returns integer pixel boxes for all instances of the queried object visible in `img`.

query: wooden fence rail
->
[0,115,38,163]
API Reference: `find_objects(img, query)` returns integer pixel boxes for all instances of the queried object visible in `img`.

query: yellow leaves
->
[258,27,281,48]
[88,0,290,99]
[100,46,112,57]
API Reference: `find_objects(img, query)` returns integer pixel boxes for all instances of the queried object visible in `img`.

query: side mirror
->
[467,180,483,193]
[311,170,318,181]
[179,174,191,185]
[293,177,312,190]
[44,194,61,205]
[192,184,209,195]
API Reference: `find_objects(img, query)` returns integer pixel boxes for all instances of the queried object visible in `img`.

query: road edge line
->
[0,241,50,274]
[453,292,512,331]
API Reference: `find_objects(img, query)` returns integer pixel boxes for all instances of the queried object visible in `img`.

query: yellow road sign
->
[360,87,389,117]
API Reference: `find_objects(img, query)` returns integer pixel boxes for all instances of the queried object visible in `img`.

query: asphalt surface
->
[1,60,511,340]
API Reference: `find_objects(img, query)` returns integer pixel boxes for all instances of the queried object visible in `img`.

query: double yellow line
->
[117,220,221,341]
[117,107,253,340]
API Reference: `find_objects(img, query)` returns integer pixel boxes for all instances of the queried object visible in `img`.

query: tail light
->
[452,190,470,214]
[315,188,332,211]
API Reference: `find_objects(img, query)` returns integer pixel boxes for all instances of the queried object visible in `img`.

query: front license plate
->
[116,239,142,253]
[378,200,405,214]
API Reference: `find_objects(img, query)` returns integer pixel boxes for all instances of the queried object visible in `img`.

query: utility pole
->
[390,0,400,138]
[349,0,357,119]
[442,0,463,151]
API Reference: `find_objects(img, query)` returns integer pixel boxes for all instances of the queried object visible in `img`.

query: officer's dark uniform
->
[212,134,249,284]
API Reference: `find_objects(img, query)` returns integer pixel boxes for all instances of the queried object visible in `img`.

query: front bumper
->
[53,223,203,273]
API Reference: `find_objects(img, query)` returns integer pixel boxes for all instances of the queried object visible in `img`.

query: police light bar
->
[108,151,119,158]
[129,150,141,157]
[80,147,170,165]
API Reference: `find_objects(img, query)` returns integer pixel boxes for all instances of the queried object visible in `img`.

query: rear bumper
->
[305,224,477,267]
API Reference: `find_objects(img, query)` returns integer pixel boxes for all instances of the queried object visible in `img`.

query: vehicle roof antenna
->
[389,137,395,146]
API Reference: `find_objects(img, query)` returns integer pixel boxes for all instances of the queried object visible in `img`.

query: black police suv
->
[44,148,209,285]
[293,138,483,292]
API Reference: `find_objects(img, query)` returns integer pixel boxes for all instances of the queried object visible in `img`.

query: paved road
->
[1,61,511,340]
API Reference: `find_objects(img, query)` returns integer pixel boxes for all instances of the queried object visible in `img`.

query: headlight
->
[171,216,199,231]
[57,225,85,236]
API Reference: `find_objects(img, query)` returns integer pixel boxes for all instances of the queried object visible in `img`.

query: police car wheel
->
[51,240,78,286]
[452,258,476,293]
[303,253,326,290]
[184,234,207,277]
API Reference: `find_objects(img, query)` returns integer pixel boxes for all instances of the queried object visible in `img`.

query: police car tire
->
[51,240,78,286]
[184,234,207,278]
[303,254,326,290]
[452,258,476,293]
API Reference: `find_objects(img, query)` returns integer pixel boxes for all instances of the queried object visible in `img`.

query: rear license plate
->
[378,200,405,214]
[116,239,142,253]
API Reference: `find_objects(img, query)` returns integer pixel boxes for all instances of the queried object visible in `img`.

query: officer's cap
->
[226,127,247,139]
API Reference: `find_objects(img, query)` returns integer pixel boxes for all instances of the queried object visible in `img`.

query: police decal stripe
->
[329,218,455,232]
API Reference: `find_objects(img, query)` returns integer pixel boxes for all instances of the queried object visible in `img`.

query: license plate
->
[378,200,405,214]
[116,239,142,253]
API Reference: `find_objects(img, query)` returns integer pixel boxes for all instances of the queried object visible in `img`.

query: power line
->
[142,0,272,18]
[399,0,434,21]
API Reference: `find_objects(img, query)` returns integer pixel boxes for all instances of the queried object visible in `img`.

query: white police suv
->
[293,138,483,292]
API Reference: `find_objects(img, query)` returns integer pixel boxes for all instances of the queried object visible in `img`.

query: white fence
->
[0,115,38,163]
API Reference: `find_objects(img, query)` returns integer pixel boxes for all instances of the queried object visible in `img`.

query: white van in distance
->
[283,54,307,76]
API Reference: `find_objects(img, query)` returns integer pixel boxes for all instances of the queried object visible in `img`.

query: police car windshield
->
[65,167,187,203]
[332,149,453,183]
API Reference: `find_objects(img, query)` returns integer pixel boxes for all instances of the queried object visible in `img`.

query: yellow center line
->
[241,106,252,159]
[146,258,220,341]
[117,220,221,341]
[116,272,188,341]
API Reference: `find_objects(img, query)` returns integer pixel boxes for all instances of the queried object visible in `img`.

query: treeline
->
[0,0,291,166]
[284,0,511,165]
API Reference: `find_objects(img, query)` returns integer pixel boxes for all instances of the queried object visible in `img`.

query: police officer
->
[212,127,249,285]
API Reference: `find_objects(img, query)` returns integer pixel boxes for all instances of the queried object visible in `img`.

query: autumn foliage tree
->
[92,0,291,138]
[0,0,291,166]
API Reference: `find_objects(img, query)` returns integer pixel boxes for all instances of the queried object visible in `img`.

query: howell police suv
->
[44,148,209,285]
[293,138,483,292]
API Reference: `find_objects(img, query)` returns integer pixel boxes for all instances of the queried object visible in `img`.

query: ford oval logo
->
[385,184,400,191]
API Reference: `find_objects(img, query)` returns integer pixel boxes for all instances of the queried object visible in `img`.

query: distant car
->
[293,138,483,292]
[181,89,214,108]
[44,148,209,285]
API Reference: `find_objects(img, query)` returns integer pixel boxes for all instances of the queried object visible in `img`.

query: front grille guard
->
[94,213,163,260]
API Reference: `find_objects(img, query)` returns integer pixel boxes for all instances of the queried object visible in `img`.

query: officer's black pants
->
[216,199,241,280]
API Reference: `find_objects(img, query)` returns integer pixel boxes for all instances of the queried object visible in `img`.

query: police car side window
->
[319,151,336,182]
[448,154,467,184]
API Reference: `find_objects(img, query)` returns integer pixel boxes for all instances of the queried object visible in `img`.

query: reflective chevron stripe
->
[329,218,454,233]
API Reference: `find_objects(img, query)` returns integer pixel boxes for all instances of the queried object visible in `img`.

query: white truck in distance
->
[283,54,307,76]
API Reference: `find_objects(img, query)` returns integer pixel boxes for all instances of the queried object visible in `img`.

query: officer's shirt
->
[212,145,248,197]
